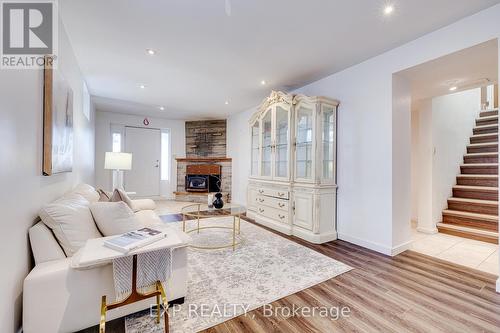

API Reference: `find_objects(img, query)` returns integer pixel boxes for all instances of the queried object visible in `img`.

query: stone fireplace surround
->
[175,157,232,203]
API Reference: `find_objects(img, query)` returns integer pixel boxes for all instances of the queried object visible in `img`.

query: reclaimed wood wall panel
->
[186,120,226,157]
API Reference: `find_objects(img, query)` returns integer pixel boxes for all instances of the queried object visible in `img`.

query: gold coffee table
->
[181,203,245,250]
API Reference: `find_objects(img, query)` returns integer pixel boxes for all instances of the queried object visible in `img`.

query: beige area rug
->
[125,217,352,333]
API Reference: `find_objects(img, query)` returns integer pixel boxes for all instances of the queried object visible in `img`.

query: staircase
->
[437,109,499,244]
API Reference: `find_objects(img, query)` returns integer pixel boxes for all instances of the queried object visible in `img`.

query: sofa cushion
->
[134,210,163,227]
[71,184,100,203]
[90,201,143,236]
[39,194,102,257]
[28,222,67,264]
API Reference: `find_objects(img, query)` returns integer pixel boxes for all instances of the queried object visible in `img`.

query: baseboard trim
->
[338,233,392,256]
[338,233,412,256]
[391,240,413,256]
[416,226,438,234]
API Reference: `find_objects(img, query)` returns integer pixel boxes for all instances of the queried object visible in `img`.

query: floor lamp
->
[104,152,132,190]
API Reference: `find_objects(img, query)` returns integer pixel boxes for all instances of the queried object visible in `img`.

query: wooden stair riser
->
[467,144,498,154]
[437,227,498,244]
[447,200,498,215]
[442,214,498,231]
[473,126,498,135]
[456,177,498,187]
[469,134,498,144]
[463,155,498,164]
[452,188,498,201]
[479,110,499,117]
[476,118,498,126]
[460,165,498,175]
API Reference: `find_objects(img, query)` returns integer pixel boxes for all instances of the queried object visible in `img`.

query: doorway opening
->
[398,39,499,274]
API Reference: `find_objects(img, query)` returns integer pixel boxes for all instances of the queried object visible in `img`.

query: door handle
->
[155,160,159,168]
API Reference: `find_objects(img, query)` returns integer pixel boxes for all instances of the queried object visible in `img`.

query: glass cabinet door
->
[251,121,260,176]
[274,105,289,178]
[295,105,313,179]
[261,109,272,177]
[321,105,335,180]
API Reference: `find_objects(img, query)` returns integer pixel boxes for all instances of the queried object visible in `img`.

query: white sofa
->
[23,185,189,333]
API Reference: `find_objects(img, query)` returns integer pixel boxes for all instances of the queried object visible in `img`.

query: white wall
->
[410,108,420,222]
[0,24,95,332]
[227,4,500,256]
[227,108,253,205]
[94,111,185,198]
[431,89,481,223]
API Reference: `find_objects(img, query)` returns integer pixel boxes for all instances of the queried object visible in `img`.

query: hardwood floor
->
[83,215,500,333]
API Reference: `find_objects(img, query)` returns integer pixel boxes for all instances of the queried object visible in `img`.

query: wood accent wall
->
[186,120,226,157]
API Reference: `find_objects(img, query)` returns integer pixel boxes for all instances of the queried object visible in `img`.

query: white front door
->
[124,126,161,197]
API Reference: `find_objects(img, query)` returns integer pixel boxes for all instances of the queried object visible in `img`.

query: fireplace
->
[185,164,221,193]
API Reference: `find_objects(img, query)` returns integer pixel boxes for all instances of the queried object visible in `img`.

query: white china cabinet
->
[247,91,339,243]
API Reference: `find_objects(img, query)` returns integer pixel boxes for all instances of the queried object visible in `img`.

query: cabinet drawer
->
[256,206,289,223]
[256,195,289,211]
[256,188,289,200]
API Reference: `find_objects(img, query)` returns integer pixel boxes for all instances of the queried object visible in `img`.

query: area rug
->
[125,217,352,333]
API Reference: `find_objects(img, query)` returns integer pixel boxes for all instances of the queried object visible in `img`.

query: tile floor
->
[410,226,499,276]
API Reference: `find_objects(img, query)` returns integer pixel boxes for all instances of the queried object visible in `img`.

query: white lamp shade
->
[104,152,132,170]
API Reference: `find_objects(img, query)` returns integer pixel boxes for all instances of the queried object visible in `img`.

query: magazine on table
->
[104,228,166,253]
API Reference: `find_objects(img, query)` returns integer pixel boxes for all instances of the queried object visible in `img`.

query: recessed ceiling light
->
[159,106,165,111]
[449,86,458,91]
[384,5,394,15]
[225,101,229,105]
[139,84,146,89]
[146,48,156,55]
[261,80,267,85]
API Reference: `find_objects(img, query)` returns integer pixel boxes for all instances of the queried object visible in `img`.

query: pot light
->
[225,101,229,105]
[449,86,458,91]
[261,80,267,85]
[139,84,146,89]
[146,48,156,55]
[384,5,394,15]
[159,106,165,111]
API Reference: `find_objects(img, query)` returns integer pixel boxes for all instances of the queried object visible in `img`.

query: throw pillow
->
[39,194,102,257]
[89,201,143,236]
[110,188,135,210]
[97,189,111,202]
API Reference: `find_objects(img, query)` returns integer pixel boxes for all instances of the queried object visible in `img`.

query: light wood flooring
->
[81,215,500,333]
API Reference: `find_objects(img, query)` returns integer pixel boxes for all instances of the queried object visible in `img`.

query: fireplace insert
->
[185,174,221,192]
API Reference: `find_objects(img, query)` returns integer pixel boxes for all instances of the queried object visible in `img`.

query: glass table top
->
[181,203,246,217]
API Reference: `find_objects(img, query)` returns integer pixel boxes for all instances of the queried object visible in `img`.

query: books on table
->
[104,228,165,253]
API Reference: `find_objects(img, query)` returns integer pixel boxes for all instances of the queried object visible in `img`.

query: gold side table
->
[181,203,245,251]
[99,254,169,333]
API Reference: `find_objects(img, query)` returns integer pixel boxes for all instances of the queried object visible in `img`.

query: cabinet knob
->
[259,198,265,203]
[278,214,285,219]
[259,208,265,213]
[278,203,285,208]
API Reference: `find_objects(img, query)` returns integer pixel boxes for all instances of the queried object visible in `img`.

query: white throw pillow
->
[39,194,102,257]
[90,201,143,236]
[71,184,100,203]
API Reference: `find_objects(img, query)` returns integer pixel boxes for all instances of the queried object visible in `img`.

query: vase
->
[213,193,224,209]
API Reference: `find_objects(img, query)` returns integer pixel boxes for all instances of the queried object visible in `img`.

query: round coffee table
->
[181,203,245,250]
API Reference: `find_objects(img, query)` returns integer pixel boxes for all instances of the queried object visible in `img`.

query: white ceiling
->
[60,0,500,119]
[398,39,498,102]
